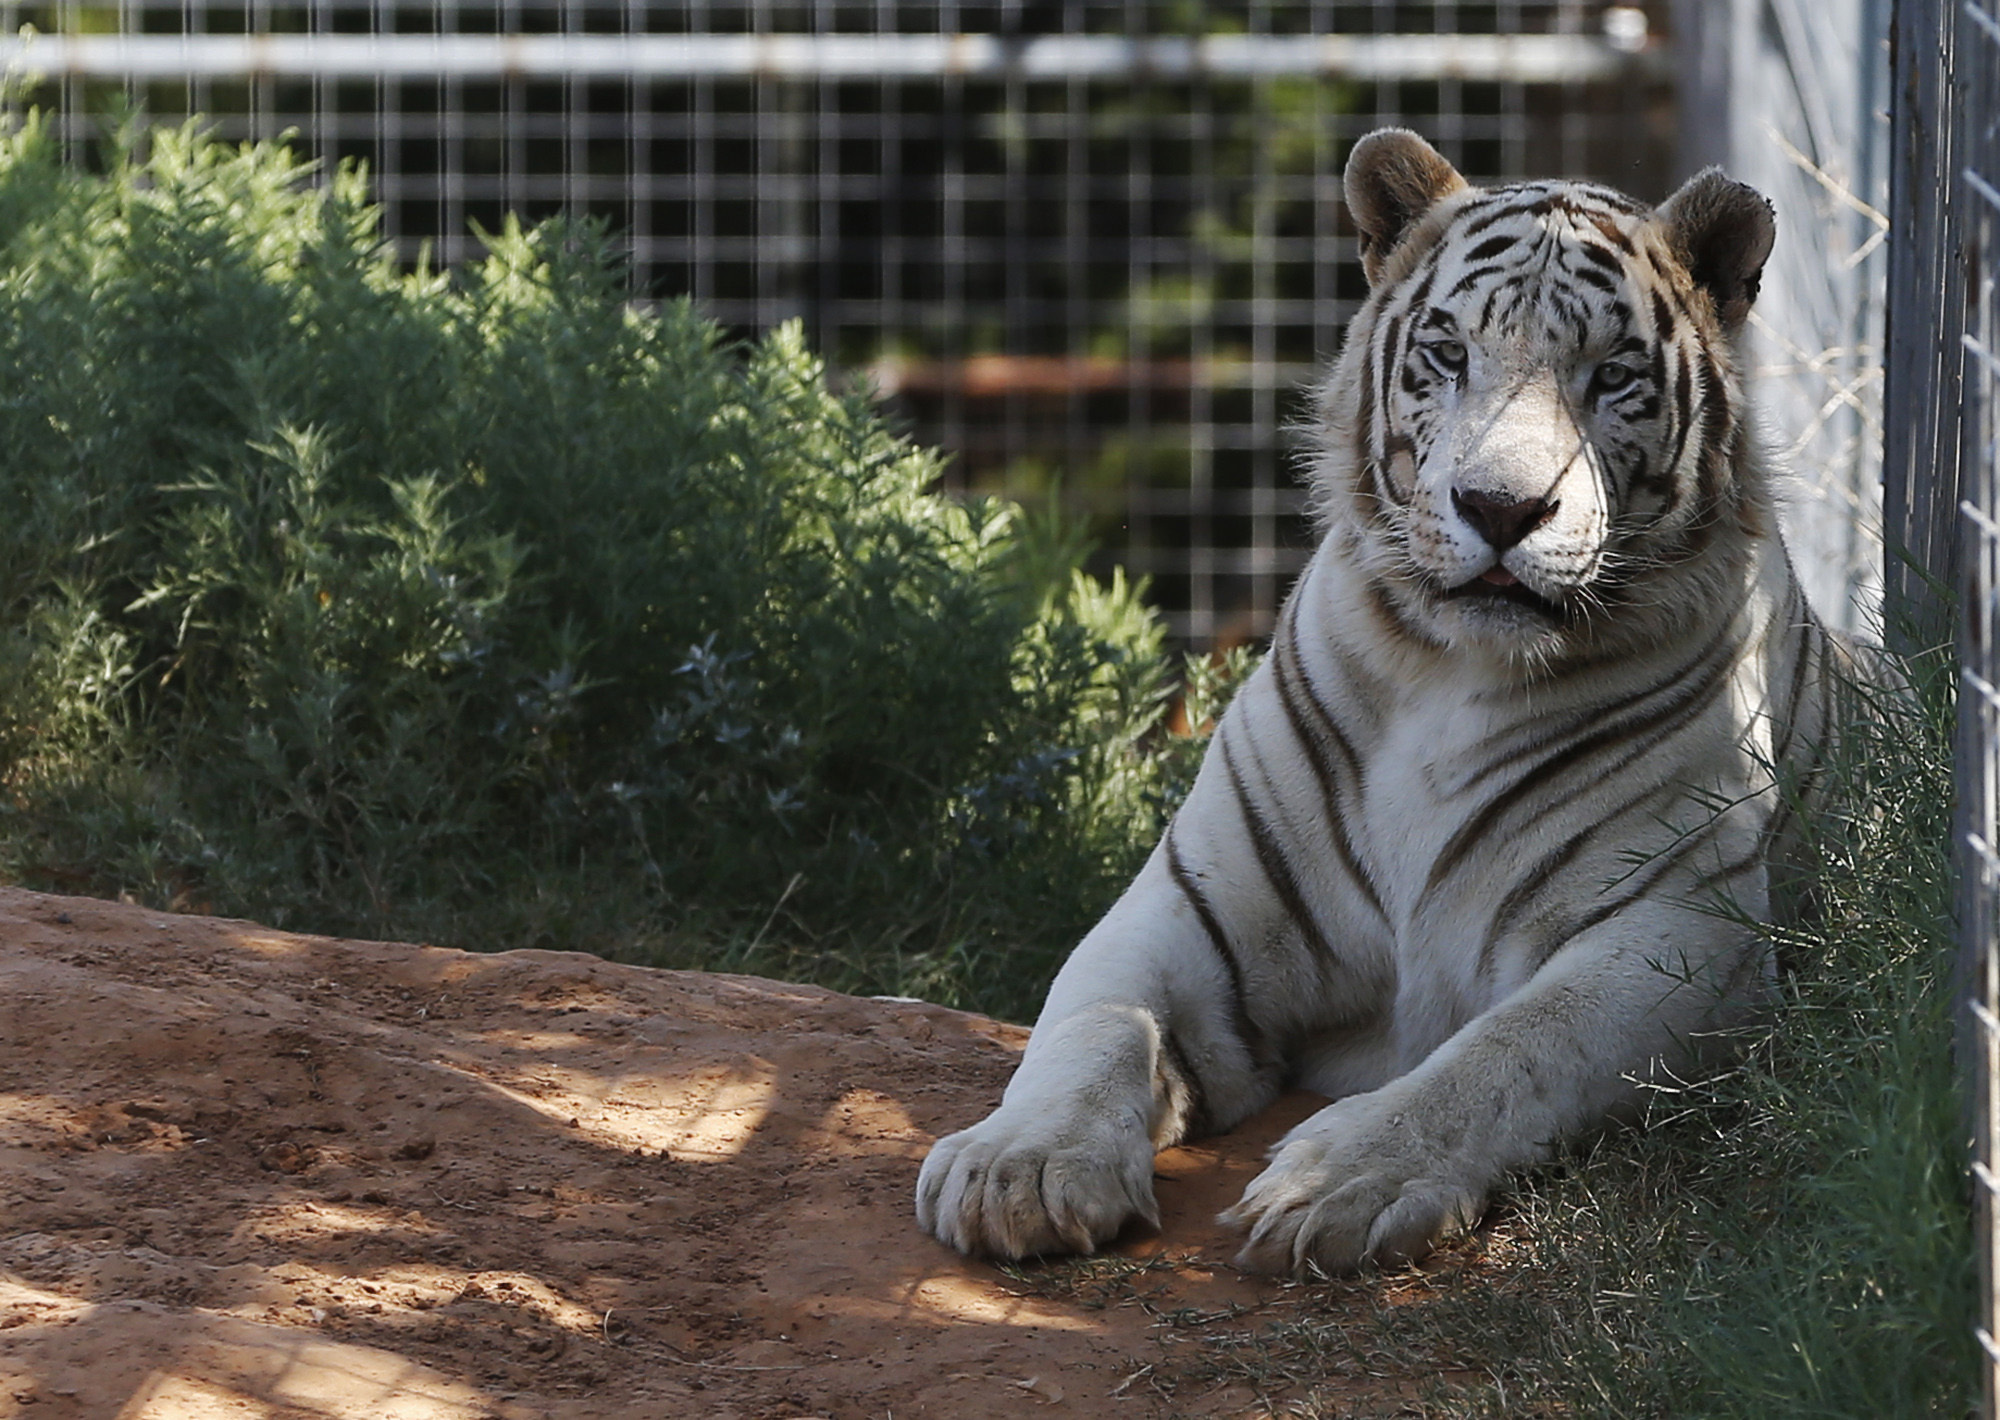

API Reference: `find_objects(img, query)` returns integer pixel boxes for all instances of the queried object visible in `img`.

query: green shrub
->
[0,112,1242,1020]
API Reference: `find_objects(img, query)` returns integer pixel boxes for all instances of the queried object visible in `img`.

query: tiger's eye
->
[1424,339,1468,375]
[1592,360,1635,393]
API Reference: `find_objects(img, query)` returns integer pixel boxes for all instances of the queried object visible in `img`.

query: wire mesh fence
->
[1675,0,1889,637]
[1885,0,1998,1408]
[1958,0,2000,1405]
[0,0,1673,647]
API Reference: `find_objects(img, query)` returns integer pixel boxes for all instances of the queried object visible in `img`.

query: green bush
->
[0,113,1240,1020]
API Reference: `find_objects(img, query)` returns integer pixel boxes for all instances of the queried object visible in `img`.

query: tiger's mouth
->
[1438,570,1571,622]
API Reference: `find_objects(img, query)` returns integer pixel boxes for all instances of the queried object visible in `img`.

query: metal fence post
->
[1885,0,1965,652]
[1958,0,2000,1407]
[1888,0,2000,1409]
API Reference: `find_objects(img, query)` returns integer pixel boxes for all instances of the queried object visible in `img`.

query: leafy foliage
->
[0,114,1247,1020]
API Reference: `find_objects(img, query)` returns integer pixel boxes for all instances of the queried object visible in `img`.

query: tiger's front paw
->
[1220,1094,1486,1275]
[915,1104,1158,1260]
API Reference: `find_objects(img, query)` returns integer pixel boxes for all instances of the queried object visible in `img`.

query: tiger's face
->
[1316,131,1776,668]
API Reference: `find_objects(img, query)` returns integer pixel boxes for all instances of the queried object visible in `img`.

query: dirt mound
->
[0,887,1412,1418]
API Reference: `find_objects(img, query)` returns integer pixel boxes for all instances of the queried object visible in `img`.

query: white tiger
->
[915,129,1836,1275]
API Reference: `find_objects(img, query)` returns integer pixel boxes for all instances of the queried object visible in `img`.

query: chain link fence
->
[0,0,1673,647]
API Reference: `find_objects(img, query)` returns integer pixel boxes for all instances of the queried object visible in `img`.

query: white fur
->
[915,144,1820,1275]
[917,544,1790,1271]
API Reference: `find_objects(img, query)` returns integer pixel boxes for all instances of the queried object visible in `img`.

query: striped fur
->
[916,130,1836,1274]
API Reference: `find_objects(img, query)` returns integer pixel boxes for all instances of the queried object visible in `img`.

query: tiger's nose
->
[1451,487,1557,551]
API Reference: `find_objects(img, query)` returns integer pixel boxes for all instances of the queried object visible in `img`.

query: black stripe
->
[1538,817,1726,966]
[1660,347,1696,516]
[1382,431,1420,505]
[1480,797,1658,977]
[1352,316,1383,521]
[1368,448,1402,512]
[1401,263,1441,322]
[1459,618,1739,794]
[1693,843,1766,894]
[1574,239,1626,273]
[1574,185,1649,216]
[1446,263,1512,300]
[1650,288,1675,342]
[1366,575,1442,648]
[1165,825,1267,1067]
[1507,679,1740,866]
[1274,598,1363,784]
[1569,265,1620,295]
[1424,630,1741,894]
[1376,310,1404,452]
[1460,194,1554,239]
[1220,731,1343,968]
[1355,316,1378,447]
[1658,284,1719,517]
[1693,365,1733,513]
[1270,623,1388,922]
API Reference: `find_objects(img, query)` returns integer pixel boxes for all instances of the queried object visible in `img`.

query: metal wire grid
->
[1884,0,1998,1405]
[1960,0,2000,1405]
[0,1,1673,646]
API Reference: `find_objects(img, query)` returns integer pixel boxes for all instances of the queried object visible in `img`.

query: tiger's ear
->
[1344,129,1467,285]
[1655,170,1775,329]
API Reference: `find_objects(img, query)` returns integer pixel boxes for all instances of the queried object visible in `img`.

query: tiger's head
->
[1310,129,1778,670]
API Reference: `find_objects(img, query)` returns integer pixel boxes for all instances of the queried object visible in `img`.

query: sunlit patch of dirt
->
[0,887,1441,1418]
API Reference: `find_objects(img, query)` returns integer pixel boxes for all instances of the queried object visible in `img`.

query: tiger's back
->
[916,130,1836,1274]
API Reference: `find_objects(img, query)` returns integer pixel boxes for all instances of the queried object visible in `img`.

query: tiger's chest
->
[1356,696,1505,901]
[1354,693,1531,928]
[1344,673,1746,993]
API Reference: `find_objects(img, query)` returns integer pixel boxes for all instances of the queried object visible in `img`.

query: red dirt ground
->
[0,886,1459,1419]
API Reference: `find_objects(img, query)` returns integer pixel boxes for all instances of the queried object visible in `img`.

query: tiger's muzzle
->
[1408,371,1611,626]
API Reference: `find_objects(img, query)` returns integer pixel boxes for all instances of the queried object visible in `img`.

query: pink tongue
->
[1480,568,1519,587]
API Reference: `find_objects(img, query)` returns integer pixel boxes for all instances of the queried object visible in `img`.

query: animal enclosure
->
[0,0,1673,646]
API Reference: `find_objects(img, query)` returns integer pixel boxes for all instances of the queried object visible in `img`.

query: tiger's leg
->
[1224,900,1769,1274]
[915,848,1283,1259]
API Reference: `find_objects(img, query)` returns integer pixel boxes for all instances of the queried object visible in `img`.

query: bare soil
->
[0,886,1458,1419]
